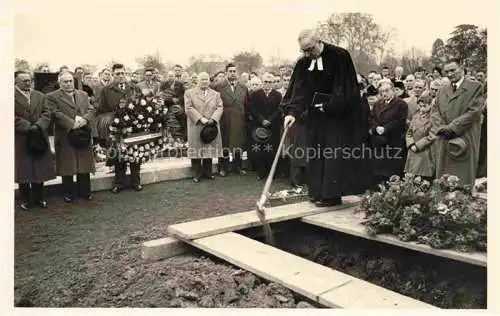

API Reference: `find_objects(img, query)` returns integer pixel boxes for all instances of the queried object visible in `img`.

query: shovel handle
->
[256,124,291,212]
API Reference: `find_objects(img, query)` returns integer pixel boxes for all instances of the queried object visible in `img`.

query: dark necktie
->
[452,83,457,92]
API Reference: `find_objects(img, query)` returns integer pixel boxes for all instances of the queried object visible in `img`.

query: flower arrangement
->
[107,95,175,164]
[355,174,487,252]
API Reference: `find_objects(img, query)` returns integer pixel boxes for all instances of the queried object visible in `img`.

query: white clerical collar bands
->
[308,56,323,71]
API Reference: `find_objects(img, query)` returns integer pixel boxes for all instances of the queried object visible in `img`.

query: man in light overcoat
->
[430,59,484,187]
[185,72,224,182]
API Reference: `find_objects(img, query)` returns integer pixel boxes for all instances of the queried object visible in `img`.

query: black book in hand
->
[310,92,331,108]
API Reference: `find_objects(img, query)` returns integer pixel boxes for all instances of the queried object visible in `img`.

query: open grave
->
[142,191,487,309]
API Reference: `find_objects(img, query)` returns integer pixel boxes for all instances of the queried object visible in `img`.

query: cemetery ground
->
[14,169,487,308]
[14,174,303,308]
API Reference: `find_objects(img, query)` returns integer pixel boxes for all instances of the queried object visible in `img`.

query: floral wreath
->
[107,95,172,164]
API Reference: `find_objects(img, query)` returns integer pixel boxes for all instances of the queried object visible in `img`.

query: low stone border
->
[14,157,218,196]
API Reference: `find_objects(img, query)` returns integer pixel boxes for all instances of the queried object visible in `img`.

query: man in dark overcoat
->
[282,29,372,206]
[14,71,56,210]
[213,63,250,176]
[369,81,409,188]
[46,72,96,202]
[160,75,186,141]
[246,73,283,180]
[98,64,143,193]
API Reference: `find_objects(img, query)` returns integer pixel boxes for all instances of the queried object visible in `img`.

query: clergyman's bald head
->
[298,29,319,42]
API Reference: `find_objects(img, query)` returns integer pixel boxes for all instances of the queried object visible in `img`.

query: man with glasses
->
[282,29,371,207]
[247,73,283,180]
[428,80,441,105]
[404,79,427,124]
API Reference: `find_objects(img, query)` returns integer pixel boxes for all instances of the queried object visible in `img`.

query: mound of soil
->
[268,225,486,309]
[15,174,317,308]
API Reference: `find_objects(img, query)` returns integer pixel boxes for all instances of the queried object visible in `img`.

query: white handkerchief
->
[308,57,324,71]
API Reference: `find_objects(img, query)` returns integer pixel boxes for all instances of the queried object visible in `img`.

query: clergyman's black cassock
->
[282,42,372,200]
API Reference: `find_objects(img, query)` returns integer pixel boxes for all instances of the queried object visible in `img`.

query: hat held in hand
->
[26,127,49,158]
[67,125,92,149]
[447,137,469,162]
[252,127,272,143]
[200,123,218,144]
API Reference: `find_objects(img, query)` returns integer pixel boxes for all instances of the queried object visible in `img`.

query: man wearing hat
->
[247,73,283,180]
[15,71,56,211]
[430,58,484,187]
[46,71,96,202]
[184,72,223,183]
[393,80,409,99]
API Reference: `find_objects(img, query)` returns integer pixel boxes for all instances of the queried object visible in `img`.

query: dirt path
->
[14,174,314,308]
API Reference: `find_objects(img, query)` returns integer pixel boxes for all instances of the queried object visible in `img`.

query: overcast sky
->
[14,0,493,72]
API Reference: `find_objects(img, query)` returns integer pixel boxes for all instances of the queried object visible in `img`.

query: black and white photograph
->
[2,0,496,311]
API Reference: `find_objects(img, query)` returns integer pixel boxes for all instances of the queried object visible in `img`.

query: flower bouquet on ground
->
[355,174,487,252]
[161,134,189,158]
[268,185,309,207]
[475,178,487,193]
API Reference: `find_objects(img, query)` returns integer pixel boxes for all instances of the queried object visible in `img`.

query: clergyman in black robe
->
[282,29,372,207]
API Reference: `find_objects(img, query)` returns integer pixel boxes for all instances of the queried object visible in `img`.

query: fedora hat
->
[252,127,272,143]
[67,125,92,149]
[447,137,469,162]
[200,124,218,144]
[26,128,49,158]
[170,104,182,115]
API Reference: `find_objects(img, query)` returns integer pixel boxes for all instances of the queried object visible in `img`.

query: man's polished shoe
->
[64,195,74,203]
[218,170,227,177]
[235,169,247,175]
[111,186,122,194]
[193,177,200,183]
[132,184,143,191]
[203,175,215,180]
[36,200,48,208]
[19,202,31,211]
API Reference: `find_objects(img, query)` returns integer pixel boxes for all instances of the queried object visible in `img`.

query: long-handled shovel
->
[256,121,292,245]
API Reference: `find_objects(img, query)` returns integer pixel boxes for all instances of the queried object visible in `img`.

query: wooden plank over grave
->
[167,195,362,240]
[187,232,435,308]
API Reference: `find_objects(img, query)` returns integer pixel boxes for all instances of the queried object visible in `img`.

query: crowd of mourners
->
[15,58,487,211]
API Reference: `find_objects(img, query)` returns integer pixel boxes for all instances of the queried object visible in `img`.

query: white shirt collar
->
[15,85,31,95]
[308,56,323,71]
[454,76,465,89]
